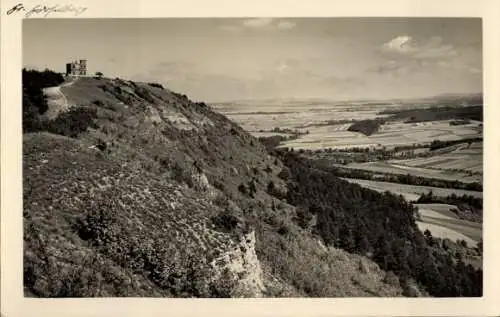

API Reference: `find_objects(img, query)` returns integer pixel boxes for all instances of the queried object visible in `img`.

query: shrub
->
[278,167,291,180]
[148,82,164,89]
[212,179,226,191]
[170,162,192,186]
[383,271,400,287]
[74,203,117,246]
[212,193,230,208]
[96,139,107,152]
[294,208,313,229]
[477,239,483,255]
[248,180,257,198]
[238,183,248,195]
[23,97,44,133]
[134,87,156,103]
[267,180,275,193]
[42,107,98,138]
[277,225,289,236]
[211,211,240,234]
[210,267,238,298]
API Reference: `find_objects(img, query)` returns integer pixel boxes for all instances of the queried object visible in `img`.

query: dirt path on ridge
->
[42,77,78,120]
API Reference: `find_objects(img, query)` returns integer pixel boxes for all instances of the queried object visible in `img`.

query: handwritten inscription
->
[6,3,87,17]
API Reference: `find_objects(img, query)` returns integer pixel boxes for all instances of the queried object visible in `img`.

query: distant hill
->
[379,105,483,123]
[213,92,483,108]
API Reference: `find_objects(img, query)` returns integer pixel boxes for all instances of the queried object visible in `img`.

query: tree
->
[358,235,373,255]
[238,183,248,195]
[476,238,483,254]
[95,71,104,79]
[248,180,257,198]
[423,229,433,245]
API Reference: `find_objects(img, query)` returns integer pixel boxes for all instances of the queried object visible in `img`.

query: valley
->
[215,96,483,251]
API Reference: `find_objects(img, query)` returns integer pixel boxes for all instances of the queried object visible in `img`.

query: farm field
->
[252,131,291,138]
[388,141,483,175]
[280,119,481,150]
[215,100,482,153]
[341,178,482,201]
[213,100,397,129]
[415,221,477,247]
[420,216,482,243]
[415,203,482,244]
[336,159,481,183]
[414,203,461,220]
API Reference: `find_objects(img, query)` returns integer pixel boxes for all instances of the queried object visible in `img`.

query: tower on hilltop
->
[65,59,87,76]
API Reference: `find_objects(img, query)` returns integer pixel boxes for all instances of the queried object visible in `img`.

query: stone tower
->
[65,59,87,76]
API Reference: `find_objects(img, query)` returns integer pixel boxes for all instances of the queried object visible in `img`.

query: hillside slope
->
[24,75,413,297]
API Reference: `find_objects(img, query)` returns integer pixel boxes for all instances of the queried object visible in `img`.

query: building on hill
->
[65,59,87,76]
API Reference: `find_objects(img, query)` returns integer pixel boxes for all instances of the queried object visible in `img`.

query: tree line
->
[22,68,65,132]
[23,68,98,137]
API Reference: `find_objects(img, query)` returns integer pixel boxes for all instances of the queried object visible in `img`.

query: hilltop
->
[23,71,410,297]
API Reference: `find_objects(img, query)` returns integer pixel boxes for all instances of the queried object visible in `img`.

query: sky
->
[23,18,482,102]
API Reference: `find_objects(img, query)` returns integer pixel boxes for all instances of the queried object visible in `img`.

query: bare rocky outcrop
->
[191,171,216,198]
[209,231,265,297]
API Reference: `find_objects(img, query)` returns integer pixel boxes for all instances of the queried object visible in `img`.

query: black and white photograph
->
[3,1,500,315]
[20,17,484,298]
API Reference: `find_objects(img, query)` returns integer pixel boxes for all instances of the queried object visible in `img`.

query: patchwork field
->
[280,119,481,150]
[338,160,481,183]
[341,178,482,201]
[213,100,394,133]
[388,142,483,175]
[214,100,482,151]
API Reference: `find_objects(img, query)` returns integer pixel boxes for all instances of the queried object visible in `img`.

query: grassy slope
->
[24,77,407,297]
[24,132,238,297]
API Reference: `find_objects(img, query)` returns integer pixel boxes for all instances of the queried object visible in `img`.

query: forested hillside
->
[273,149,482,297]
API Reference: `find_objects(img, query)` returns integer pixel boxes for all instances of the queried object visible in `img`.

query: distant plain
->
[214,98,483,247]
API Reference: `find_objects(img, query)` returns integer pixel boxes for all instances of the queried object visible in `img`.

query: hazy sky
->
[23,18,482,102]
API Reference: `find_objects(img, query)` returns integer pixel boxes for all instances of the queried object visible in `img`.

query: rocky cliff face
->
[210,230,265,297]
